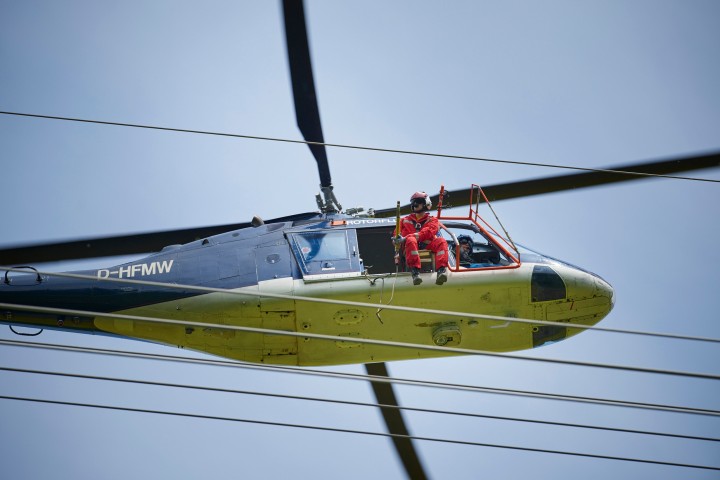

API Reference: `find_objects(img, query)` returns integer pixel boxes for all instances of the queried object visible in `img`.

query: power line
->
[2,338,718,417]
[1,395,717,471]
[4,301,718,381]
[5,266,720,346]
[1,110,718,183]
[2,365,717,443]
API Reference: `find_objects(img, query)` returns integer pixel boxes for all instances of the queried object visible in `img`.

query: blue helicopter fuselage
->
[0,214,614,366]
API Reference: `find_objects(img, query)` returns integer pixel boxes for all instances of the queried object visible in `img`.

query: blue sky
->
[1,1,719,478]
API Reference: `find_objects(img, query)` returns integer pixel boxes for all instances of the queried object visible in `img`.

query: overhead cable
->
[1,395,717,471]
[3,301,719,381]
[1,111,718,183]
[4,267,720,346]
[2,339,718,417]
[2,365,717,443]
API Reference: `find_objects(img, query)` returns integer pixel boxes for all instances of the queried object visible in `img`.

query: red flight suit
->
[401,213,449,269]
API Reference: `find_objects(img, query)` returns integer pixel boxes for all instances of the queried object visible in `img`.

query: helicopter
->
[1,1,717,366]
[0,180,617,366]
[1,2,719,478]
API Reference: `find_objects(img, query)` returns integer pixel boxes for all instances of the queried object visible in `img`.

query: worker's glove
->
[393,235,405,246]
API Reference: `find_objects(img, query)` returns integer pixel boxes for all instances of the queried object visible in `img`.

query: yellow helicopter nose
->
[559,266,615,331]
[595,274,615,312]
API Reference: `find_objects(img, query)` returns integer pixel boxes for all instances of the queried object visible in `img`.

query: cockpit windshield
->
[514,242,604,279]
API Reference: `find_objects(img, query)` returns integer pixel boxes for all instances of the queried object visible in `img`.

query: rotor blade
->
[365,362,428,480]
[0,213,320,265]
[374,151,720,217]
[6,152,715,264]
[282,0,332,189]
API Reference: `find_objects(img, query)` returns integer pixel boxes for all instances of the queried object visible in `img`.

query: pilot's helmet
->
[457,235,474,248]
[410,191,431,211]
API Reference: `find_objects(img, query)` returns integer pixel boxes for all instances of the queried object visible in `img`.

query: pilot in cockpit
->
[455,234,502,267]
[457,235,476,266]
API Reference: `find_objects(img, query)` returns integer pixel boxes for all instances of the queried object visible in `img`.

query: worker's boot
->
[411,268,422,285]
[435,267,448,285]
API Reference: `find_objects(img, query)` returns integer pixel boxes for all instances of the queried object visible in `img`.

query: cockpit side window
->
[288,230,362,279]
[294,231,348,262]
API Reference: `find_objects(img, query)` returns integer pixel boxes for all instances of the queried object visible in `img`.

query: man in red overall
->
[396,191,449,285]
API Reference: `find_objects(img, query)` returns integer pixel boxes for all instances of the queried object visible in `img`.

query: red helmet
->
[410,191,432,210]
